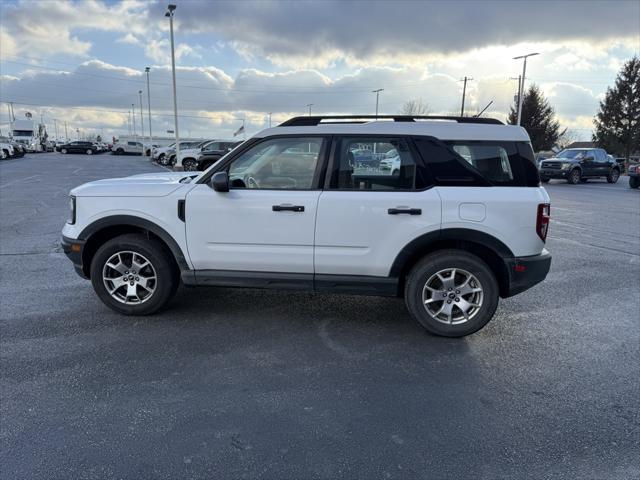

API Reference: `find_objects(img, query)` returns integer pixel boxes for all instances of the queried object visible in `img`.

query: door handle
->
[272,204,305,212]
[388,207,421,215]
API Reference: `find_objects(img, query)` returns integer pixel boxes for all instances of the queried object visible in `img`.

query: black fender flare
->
[78,215,190,271]
[388,228,514,278]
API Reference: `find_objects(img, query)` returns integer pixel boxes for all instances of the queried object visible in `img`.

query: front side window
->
[226,137,324,189]
[330,137,418,190]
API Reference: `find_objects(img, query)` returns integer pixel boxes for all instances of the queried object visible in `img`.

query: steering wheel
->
[246,176,260,189]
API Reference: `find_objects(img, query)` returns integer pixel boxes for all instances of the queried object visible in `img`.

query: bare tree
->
[401,99,430,115]
[557,128,581,149]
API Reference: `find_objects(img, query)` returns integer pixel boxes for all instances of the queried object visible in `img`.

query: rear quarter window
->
[413,137,539,187]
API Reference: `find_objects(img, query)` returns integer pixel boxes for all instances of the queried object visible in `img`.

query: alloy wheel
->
[422,268,484,325]
[102,251,157,305]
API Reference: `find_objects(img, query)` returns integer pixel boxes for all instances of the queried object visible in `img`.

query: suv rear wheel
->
[567,168,581,184]
[90,233,178,315]
[606,169,620,184]
[404,250,499,337]
[86,149,93,155]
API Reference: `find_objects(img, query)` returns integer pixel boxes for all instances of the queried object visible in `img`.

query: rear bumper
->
[61,235,87,279]
[503,249,552,297]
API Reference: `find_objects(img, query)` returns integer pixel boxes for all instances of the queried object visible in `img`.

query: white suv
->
[62,115,551,337]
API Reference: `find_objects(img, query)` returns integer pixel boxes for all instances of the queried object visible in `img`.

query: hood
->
[71,171,198,197]
[540,156,574,164]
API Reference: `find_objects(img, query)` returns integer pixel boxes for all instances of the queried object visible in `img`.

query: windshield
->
[557,150,587,159]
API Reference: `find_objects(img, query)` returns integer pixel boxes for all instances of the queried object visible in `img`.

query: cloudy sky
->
[1,0,639,141]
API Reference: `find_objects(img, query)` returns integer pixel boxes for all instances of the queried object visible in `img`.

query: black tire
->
[116,148,124,155]
[404,250,499,337]
[580,178,588,183]
[90,233,179,315]
[629,177,639,189]
[567,168,581,184]
[540,177,550,183]
[86,149,93,155]
[61,148,68,154]
[158,153,166,164]
[606,168,620,184]
[183,158,197,171]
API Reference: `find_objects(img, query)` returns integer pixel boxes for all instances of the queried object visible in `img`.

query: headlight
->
[560,163,572,170]
[67,196,76,224]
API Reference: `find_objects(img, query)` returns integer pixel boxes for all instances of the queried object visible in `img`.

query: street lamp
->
[372,89,383,118]
[132,103,136,136]
[145,67,152,148]
[513,52,539,125]
[306,104,313,116]
[165,4,181,169]
[138,90,145,152]
[267,112,272,128]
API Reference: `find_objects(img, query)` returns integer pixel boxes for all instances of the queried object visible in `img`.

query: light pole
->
[132,103,136,136]
[145,67,152,147]
[138,90,144,150]
[64,121,68,141]
[306,104,313,116]
[513,52,539,125]
[166,4,181,169]
[53,119,59,141]
[372,89,383,118]
[267,112,272,127]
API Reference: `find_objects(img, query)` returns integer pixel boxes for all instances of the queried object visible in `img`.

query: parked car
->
[180,140,240,171]
[61,114,552,337]
[539,148,620,184]
[152,141,201,165]
[10,141,25,157]
[58,141,99,155]
[174,139,215,170]
[112,141,143,155]
[628,163,639,189]
[0,141,15,159]
[378,148,401,175]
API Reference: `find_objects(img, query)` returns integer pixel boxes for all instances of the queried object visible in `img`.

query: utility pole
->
[460,76,473,117]
[145,67,152,145]
[132,103,136,136]
[64,121,68,141]
[53,119,59,140]
[267,112,272,128]
[513,52,539,125]
[166,4,181,169]
[372,89,383,118]
[306,104,313,116]
[127,110,131,135]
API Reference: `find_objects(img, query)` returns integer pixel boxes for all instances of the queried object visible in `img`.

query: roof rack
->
[279,115,504,127]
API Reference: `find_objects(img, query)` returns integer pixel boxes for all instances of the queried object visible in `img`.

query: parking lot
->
[1,152,639,479]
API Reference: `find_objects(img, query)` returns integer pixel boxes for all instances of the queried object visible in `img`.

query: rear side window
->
[328,137,431,190]
[414,137,539,187]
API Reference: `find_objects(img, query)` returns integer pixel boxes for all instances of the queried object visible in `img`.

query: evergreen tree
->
[508,84,560,151]
[593,57,639,160]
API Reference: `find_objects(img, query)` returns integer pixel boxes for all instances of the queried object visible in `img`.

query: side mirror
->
[211,171,229,192]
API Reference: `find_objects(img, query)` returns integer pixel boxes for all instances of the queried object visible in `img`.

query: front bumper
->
[503,249,552,297]
[61,235,87,278]
[539,169,569,179]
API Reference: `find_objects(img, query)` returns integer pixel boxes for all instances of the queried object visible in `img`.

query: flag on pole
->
[233,124,245,137]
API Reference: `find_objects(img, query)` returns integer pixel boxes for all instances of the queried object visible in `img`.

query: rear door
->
[185,136,328,274]
[314,136,441,278]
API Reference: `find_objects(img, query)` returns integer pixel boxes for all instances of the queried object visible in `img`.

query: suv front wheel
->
[606,169,620,184]
[404,250,499,337]
[90,233,178,315]
[567,168,581,184]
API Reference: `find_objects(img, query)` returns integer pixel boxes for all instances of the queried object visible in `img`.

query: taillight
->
[536,203,550,241]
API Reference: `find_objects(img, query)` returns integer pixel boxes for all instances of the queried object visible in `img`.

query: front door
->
[185,136,327,274]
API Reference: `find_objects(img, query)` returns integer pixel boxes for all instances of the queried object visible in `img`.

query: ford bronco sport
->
[62,115,551,337]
